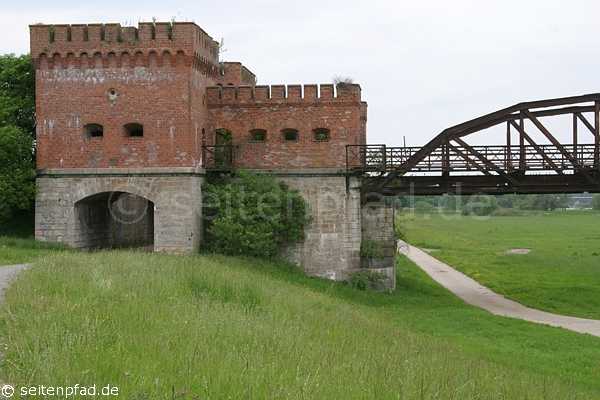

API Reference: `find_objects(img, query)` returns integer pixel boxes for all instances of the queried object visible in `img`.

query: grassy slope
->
[1,250,599,399]
[0,213,64,265]
[401,211,600,320]
[0,236,65,265]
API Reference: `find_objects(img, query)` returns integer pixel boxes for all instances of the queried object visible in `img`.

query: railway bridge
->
[347,93,600,196]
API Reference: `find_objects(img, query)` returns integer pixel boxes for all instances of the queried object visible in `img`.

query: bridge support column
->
[360,202,396,290]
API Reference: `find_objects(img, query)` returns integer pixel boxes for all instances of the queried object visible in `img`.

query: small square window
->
[84,123,104,138]
[313,128,330,142]
[249,129,267,142]
[124,123,144,137]
[282,128,299,142]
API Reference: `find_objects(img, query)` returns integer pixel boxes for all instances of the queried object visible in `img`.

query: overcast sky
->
[2,0,599,146]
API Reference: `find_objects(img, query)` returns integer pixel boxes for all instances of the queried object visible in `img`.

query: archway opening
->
[74,192,154,250]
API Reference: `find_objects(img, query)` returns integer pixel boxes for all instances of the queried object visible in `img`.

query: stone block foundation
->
[35,169,203,253]
[35,169,396,290]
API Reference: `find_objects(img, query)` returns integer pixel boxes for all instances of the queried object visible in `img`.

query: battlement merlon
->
[206,84,362,105]
[29,22,220,63]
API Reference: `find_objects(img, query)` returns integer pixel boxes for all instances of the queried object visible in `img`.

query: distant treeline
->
[391,194,600,216]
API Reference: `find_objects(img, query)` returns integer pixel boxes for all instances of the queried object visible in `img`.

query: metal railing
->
[202,145,235,170]
[347,143,599,174]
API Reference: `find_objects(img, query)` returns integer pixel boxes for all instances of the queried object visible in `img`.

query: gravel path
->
[397,241,600,338]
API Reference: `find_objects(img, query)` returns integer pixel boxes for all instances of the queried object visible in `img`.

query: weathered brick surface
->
[32,22,219,170]
[206,85,367,169]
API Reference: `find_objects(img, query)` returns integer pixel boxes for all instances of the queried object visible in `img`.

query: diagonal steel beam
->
[448,143,492,175]
[523,110,597,184]
[575,112,597,138]
[453,138,518,184]
[509,120,564,175]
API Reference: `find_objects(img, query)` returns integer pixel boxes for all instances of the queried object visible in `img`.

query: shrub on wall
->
[349,270,388,291]
[203,171,310,258]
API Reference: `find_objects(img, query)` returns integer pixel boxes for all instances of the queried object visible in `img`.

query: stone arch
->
[93,52,103,69]
[74,191,155,250]
[148,50,158,68]
[134,51,145,67]
[38,53,49,70]
[107,52,118,68]
[65,52,76,69]
[161,50,173,67]
[51,53,62,69]
[79,52,90,69]
[175,50,186,67]
[120,51,131,68]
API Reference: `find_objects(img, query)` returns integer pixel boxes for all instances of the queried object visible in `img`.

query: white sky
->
[2,0,600,146]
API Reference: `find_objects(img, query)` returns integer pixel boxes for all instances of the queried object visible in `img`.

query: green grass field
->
[1,246,600,398]
[399,210,600,320]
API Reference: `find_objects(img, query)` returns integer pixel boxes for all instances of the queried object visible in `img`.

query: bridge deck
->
[354,93,600,196]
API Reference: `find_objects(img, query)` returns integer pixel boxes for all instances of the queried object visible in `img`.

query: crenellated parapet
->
[30,22,219,74]
[206,83,362,106]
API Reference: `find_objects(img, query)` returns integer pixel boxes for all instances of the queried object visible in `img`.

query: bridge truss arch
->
[348,93,600,195]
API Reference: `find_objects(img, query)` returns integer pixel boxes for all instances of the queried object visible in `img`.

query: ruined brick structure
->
[31,21,395,288]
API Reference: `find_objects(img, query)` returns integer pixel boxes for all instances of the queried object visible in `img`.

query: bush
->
[461,195,498,216]
[349,270,387,291]
[203,171,310,258]
[490,208,523,217]
[360,240,384,259]
[414,201,435,213]
[0,125,35,222]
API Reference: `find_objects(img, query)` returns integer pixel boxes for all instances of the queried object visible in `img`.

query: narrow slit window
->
[313,128,330,142]
[84,123,104,138]
[282,128,299,142]
[124,123,144,137]
[249,129,267,142]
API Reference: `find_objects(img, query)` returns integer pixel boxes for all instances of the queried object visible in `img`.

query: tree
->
[0,54,35,136]
[0,55,36,223]
[203,171,310,258]
[462,195,498,216]
[593,195,600,211]
[0,125,35,221]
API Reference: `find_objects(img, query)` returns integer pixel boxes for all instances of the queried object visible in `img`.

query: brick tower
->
[31,21,395,288]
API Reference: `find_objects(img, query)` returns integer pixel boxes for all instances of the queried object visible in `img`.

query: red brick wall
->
[32,22,218,170]
[31,22,369,171]
[206,84,367,169]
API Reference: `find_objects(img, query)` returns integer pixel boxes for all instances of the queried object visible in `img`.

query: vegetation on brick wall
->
[203,171,310,258]
[0,54,36,223]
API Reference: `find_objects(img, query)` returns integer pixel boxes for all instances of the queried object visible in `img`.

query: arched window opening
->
[282,128,299,142]
[84,123,104,138]
[249,129,267,142]
[313,128,330,142]
[124,123,144,137]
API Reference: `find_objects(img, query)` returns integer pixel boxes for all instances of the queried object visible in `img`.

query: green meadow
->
[0,245,599,398]
[400,211,600,320]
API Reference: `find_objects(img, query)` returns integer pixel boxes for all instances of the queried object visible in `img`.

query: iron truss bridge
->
[348,93,600,196]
